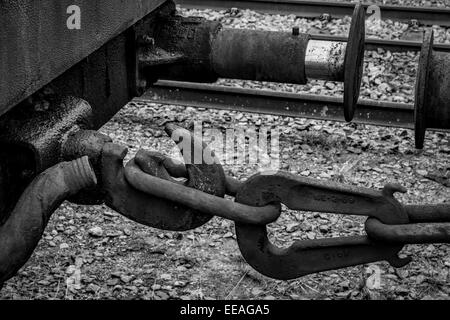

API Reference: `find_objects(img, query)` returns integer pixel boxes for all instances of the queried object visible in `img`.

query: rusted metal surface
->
[0,97,93,172]
[0,0,169,116]
[405,204,450,223]
[162,157,242,197]
[234,172,411,280]
[0,97,94,224]
[0,157,96,284]
[62,130,113,205]
[415,29,450,149]
[212,28,310,84]
[149,16,221,83]
[365,219,450,244]
[365,202,450,244]
[101,124,227,231]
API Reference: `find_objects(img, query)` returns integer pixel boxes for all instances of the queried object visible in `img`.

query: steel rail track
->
[139,80,417,129]
[312,35,450,53]
[176,0,450,27]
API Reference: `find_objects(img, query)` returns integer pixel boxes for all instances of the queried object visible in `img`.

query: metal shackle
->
[415,29,450,149]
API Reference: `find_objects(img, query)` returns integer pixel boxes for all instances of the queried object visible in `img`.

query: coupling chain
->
[126,147,450,246]
[96,124,450,279]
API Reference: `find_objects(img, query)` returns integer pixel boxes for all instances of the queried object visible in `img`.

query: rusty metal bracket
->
[234,172,412,280]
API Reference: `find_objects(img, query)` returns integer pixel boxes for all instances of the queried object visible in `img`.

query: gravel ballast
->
[1,2,449,300]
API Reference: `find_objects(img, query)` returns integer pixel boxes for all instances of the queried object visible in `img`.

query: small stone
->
[88,226,103,237]
[444,259,450,267]
[325,82,336,90]
[417,170,428,176]
[112,285,122,291]
[133,279,144,286]
[160,273,172,280]
[174,281,187,288]
[106,230,122,238]
[285,223,299,233]
[395,269,409,279]
[126,286,138,292]
[339,280,350,289]
[155,291,170,300]
[319,225,330,234]
[300,144,312,153]
[395,286,411,296]
[59,243,69,250]
[120,275,133,283]
[176,266,187,272]
[87,284,100,293]
[415,275,426,284]
[107,278,119,286]
[223,232,234,238]
[251,288,263,296]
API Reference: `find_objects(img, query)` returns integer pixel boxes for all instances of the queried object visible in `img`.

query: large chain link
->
[116,127,450,279]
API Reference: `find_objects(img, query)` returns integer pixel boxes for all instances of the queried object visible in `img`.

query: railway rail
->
[313,35,450,53]
[140,80,417,129]
[176,0,450,27]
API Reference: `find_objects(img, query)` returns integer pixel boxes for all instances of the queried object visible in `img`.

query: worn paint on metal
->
[0,0,168,116]
[234,172,411,280]
[212,28,310,84]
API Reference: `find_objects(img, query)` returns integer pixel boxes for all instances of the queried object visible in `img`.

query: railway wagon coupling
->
[0,0,449,287]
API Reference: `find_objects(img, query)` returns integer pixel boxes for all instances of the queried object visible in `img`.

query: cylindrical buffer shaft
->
[149,16,350,85]
[211,28,310,84]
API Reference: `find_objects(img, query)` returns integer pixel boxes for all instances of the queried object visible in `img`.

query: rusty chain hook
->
[101,124,226,231]
[234,172,412,280]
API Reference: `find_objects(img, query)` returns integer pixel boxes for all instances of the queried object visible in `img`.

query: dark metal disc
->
[0,160,7,226]
[414,30,434,149]
[343,3,366,122]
